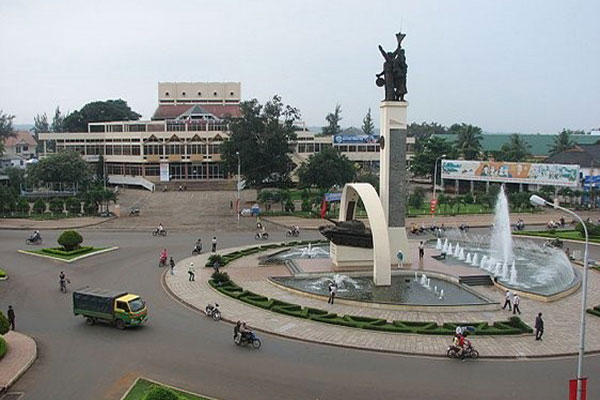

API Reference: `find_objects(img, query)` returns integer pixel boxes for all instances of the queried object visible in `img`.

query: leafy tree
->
[257,190,274,211]
[297,146,356,190]
[32,113,50,134]
[361,108,374,135]
[80,185,117,213]
[451,123,483,160]
[408,187,426,209]
[65,197,82,214]
[2,167,26,196]
[498,134,531,162]
[356,172,379,192]
[28,150,92,187]
[549,129,576,155]
[51,106,66,133]
[221,96,299,187]
[32,199,47,214]
[16,198,30,214]
[321,104,342,136]
[57,230,83,251]
[0,190,17,214]
[0,110,16,155]
[410,136,454,180]
[144,385,179,400]
[49,198,65,214]
[437,193,448,212]
[63,99,141,132]
[407,121,448,140]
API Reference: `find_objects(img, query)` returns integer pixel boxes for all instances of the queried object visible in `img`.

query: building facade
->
[38,82,414,187]
[1,131,37,169]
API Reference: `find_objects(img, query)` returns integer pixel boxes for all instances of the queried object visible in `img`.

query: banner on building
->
[441,160,579,187]
[159,163,170,182]
[333,135,379,144]
[324,192,342,202]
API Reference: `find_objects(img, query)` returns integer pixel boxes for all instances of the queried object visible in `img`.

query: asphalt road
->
[1,227,599,400]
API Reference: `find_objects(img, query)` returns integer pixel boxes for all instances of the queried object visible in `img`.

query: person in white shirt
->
[512,293,521,315]
[502,290,512,311]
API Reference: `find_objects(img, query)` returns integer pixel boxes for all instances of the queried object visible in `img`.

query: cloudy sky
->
[1,0,598,133]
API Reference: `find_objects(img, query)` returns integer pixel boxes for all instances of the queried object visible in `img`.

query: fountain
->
[443,238,449,251]
[447,243,453,254]
[458,248,465,260]
[501,262,508,280]
[436,238,442,250]
[471,253,479,267]
[420,273,428,287]
[465,252,471,263]
[480,255,488,270]
[491,186,514,264]
[494,262,502,276]
[509,260,518,285]
[453,244,460,257]
[439,289,444,300]
[414,271,418,281]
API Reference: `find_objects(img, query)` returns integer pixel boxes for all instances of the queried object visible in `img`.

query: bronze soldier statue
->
[376,32,408,101]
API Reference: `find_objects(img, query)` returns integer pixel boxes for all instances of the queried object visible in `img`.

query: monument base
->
[330,243,373,268]
[388,227,411,266]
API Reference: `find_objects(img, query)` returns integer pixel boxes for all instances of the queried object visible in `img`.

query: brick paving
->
[165,244,600,359]
[0,331,37,391]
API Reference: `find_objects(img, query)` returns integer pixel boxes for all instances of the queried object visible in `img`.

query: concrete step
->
[459,275,494,286]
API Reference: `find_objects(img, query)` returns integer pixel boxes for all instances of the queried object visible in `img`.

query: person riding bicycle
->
[293,225,300,235]
[30,230,41,242]
[157,223,165,235]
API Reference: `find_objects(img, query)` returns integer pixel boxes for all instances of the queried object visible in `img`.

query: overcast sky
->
[1,0,599,133]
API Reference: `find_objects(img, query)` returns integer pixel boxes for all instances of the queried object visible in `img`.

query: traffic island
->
[0,269,7,281]
[121,377,214,400]
[19,246,117,263]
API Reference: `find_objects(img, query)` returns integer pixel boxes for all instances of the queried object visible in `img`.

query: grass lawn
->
[513,230,600,244]
[124,378,211,400]
[23,247,108,260]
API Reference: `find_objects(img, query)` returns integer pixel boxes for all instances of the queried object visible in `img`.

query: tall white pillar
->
[379,101,411,266]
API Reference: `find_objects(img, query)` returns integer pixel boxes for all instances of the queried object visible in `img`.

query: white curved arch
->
[339,183,391,286]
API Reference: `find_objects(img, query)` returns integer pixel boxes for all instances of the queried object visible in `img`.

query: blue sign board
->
[583,175,600,191]
[333,135,379,144]
[324,192,342,202]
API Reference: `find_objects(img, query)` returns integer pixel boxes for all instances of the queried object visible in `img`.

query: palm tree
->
[454,124,483,160]
[549,129,575,155]
[499,134,531,161]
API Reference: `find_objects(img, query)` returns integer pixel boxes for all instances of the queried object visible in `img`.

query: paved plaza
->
[165,241,600,359]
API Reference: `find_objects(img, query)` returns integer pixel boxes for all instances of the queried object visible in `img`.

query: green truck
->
[73,287,148,329]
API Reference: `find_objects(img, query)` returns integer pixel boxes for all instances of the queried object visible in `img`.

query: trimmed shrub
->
[211,271,230,284]
[15,198,30,214]
[84,201,97,215]
[284,200,295,212]
[49,198,65,214]
[575,222,600,238]
[32,199,47,214]
[0,269,7,278]
[0,336,6,360]
[41,246,94,257]
[144,385,180,400]
[66,197,81,214]
[205,254,226,268]
[0,311,9,335]
[57,230,83,251]
[301,199,312,212]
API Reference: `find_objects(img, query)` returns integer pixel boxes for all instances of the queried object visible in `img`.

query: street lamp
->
[530,194,589,400]
[432,154,447,199]
[236,151,241,222]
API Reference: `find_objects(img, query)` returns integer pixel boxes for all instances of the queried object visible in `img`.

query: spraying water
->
[492,186,514,263]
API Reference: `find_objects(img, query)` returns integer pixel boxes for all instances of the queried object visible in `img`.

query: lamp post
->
[530,194,589,400]
[236,151,241,222]
[432,154,447,199]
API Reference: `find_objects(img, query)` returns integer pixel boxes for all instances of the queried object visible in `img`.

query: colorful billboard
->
[441,160,579,187]
[333,135,379,144]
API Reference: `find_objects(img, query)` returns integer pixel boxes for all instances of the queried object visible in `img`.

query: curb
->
[17,246,119,263]
[161,267,600,361]
[0,332,38,394]
[0,216,116,231]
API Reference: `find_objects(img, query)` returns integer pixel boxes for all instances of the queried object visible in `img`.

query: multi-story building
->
[38,82,415,189]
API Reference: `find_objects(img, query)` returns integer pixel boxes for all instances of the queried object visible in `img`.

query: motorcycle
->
[158,256,167,268]
[285,228,300,237]
[447,342,479,360]
[255,232,269,240]
[205,303,221,321]
[459,224,470,232]
[153,229,167,237]
[192,245,202,255]
[26,236,43,245]
[544,238,563,249]
[235,331,262,349]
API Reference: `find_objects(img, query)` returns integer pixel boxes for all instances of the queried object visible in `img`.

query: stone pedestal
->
[379,101,411,266]
[330,243,373,268]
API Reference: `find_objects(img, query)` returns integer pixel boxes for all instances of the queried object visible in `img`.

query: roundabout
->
[1,224,599,399]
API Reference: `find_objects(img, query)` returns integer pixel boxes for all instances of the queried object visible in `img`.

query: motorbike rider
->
[159,248,168,265]
[234,320,242,343]
[293,225,300,235]
[239,321,252,342]
[156,223,165,235]
[30,230,41,242]
[193,238,202,253]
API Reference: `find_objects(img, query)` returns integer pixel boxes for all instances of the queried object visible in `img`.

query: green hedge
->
[0,336,6,360]
[0,269,6,278]
[42,246,94,256]
[587,305,600,317]
[204,239,327,267]
[209,279,533,336]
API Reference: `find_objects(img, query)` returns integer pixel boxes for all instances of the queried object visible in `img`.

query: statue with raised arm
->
[376,32,408,101]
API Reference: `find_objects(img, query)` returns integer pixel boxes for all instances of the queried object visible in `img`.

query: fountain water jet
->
[471,253,479,267]
[436,238,442,250]
[465,253,472,263]
[491,186,514,263]
[509,260,518,285]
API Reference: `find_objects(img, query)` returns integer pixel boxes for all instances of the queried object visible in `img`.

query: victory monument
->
[324,32,411,286]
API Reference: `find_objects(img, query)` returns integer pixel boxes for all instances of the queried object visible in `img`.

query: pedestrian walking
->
[512,293,521,315]
[212,236,217,253]
[327,282,337,304]
[188,262,196,281]
[502,290,512,311]
[169,257,175,275]
[7,305,15,330]
[212,260,220,274]
[535,312,544,340]
[418,241,425,259]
